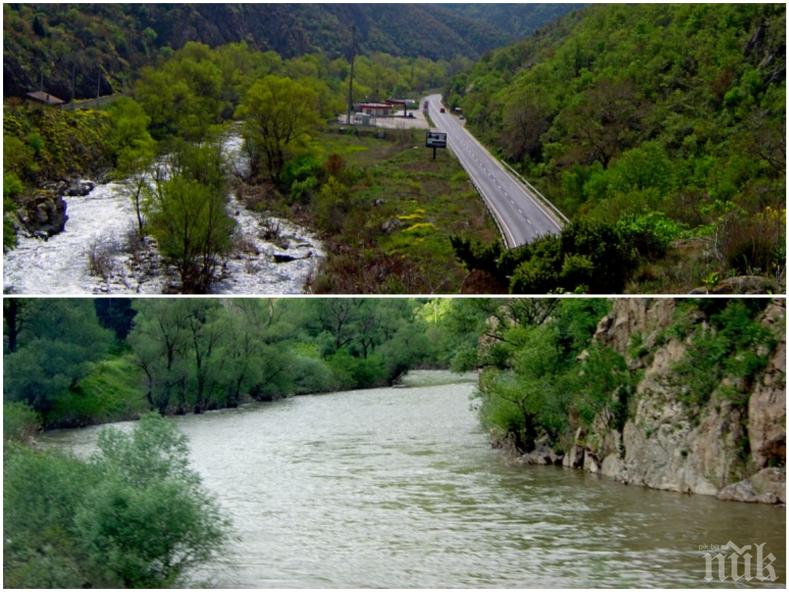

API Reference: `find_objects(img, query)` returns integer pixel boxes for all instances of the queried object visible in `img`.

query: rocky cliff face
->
[523,299,786,504]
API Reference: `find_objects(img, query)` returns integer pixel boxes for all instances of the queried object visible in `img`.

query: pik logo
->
[702,541,777,583]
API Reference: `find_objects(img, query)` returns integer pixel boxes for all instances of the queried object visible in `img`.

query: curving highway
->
[425,94,564,247]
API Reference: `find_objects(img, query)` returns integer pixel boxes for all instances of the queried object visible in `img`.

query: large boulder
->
[520,443,563,466]
[64,180,95,197]
[717,468,785,504]
[17,192,68,237]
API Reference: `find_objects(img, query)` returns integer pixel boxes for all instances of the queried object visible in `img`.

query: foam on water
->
[3,134,323,294]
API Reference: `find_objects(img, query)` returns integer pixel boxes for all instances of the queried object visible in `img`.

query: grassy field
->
[307,127,499,293]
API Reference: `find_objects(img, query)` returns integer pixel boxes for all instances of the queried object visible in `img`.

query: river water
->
[41,374,786,588]
[3,135,322,295]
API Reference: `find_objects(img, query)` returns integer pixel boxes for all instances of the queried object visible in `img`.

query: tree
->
[182,301,227,414]
[3,300,113,413]
[105,97,157,235]
[134,42,224,141]
[4,415,229,588]
[130,300,234,414]
[128,300,190,414]
[144,143,234,292]
[3,298,30,354]
[501,89,554,162]
[235,75,322,184]
[221,299,284,406]
[554,78,646,168]
[94,298,137,341]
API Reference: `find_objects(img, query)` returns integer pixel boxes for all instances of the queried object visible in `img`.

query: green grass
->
[46,355,147,428]
[311,127,498,293]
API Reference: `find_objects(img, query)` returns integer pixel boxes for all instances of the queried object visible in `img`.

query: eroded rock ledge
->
[516,299,786,504]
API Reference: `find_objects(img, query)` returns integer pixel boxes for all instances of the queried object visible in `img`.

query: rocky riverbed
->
[3,135,323,294]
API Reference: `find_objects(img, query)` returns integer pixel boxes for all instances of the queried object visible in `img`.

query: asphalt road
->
[425,94,563,247]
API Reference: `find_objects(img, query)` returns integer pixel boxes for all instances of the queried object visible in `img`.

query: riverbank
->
[244,126,499,293]
[10,346,461,433]
[481,299,787,506]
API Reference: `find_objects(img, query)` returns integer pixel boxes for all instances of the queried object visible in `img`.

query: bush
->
[718,207,785,275]
[87,238,119,281]
[454,220,651,294]
[672,300,774,407]
[3,172,23,249]
[616,212,686,259]
[3,401,41,442]
[3,414,229,588]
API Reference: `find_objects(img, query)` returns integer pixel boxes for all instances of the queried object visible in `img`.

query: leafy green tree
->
[3,300,113,413]
[4,415,228,588]
[182,300,227,413]
[128,300,190,414]
[144,143,234,292]
[105,97,157,235]
[221,299,295,405]
[476,298,617,450]
[135,42,224,141]
[235,75,322,184]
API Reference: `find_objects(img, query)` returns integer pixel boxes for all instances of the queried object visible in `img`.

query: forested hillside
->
[446,4,785,293]
[3,3,578,99]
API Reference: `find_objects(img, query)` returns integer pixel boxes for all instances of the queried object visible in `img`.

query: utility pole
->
[346,24,356,126]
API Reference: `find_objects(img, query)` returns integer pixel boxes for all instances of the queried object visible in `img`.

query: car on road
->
[440,107,446,113]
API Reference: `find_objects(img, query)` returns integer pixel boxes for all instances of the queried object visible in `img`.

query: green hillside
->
[3,4,578,99]
[446,3,785,293]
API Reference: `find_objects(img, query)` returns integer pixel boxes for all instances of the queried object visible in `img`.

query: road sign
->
[426,131,447,148]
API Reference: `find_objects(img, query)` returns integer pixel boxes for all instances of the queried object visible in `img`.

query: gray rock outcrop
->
[16,192,68,237]
[540,299,785,504]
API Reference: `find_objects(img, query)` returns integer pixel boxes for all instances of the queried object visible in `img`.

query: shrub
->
[3,414,229,588]
[616,212,686,259]
[717,207,785,275]
[3,172,23,249]
[87,239,119,281]
[672,300,774,407]
[3,401,41,442]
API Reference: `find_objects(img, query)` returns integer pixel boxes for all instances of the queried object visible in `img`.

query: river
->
[41,373,786,588]
[3,135,323,295]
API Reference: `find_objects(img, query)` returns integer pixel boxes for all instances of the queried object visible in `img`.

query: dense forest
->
[446,3,786,293]
[3,3,577,99]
